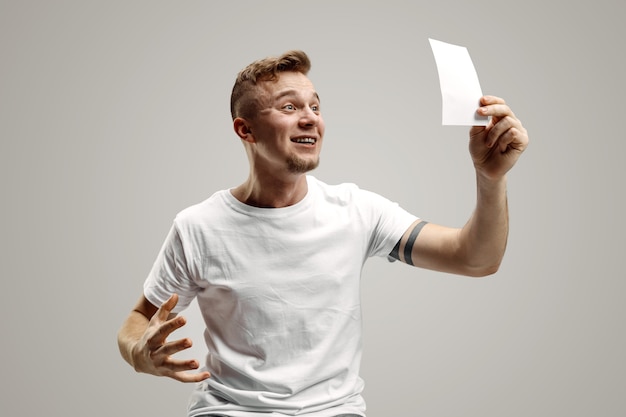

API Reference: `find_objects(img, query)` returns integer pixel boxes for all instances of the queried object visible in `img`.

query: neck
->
[231,172,309,208]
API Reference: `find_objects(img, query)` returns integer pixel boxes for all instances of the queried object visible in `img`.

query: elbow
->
[469,263,501,277]
[459,244,506,277]
[462,257,503,278]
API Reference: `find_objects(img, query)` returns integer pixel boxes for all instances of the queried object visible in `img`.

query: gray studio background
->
[2,1,624,416]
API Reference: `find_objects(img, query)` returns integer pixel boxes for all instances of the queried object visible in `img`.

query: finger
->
[156,336,194,358]
[477,103,514,120]
[486,116,522,148]
[503,127,528,152]
[146,316,187,348]
[155,293,179,321]
[158,356,202,372]
[491,126,528,154]
[172,370,211,383]
[149,340,197,370]
[480,95,505,106]
[155,355,211,382]
[496,129,517,153]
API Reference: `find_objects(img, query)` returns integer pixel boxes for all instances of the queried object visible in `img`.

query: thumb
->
[156,293,179,320]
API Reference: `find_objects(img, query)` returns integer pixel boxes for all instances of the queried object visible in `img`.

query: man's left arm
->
[392,96,529,277]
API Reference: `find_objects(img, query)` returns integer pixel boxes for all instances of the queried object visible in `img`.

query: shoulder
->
[172,189,231,227]
[308,175,367,202]
[307,176,397,220]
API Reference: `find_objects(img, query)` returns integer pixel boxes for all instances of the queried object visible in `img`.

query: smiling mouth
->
[291,137,317,144]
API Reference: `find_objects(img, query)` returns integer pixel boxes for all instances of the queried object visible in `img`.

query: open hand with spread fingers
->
[131,294,211,383]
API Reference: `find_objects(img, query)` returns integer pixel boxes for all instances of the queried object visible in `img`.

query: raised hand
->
[469,95,529,181]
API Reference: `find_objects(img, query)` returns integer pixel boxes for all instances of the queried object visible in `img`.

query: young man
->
[118,50,528,417]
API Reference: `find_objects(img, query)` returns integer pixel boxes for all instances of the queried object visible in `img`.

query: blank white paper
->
[429,38,488,126]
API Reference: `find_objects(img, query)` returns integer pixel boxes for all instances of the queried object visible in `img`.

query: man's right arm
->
[117,293,210,383]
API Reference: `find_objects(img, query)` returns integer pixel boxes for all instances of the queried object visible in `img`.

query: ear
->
[233,117,255,143]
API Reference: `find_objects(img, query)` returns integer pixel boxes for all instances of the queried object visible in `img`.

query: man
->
[117,50,528,416]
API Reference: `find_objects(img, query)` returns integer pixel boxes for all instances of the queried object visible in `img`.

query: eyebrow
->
[274,89,321,103]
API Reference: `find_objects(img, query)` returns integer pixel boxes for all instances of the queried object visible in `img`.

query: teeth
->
[293,137,315,144]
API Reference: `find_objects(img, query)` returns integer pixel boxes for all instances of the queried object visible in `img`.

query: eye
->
[311,104,320,112]
[283,104,295,111]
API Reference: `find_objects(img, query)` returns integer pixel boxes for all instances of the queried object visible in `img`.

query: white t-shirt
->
[144,176,418,417]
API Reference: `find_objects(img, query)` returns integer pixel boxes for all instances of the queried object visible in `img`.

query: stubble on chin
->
[287,154,320,173]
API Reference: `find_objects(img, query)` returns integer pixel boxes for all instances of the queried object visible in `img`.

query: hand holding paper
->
[429,38,488,126]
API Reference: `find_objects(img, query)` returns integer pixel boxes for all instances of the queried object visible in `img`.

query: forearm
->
[459,173,509,276]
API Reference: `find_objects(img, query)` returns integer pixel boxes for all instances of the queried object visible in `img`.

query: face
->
[242,71,325,175]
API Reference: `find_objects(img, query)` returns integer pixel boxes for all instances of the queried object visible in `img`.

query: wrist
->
[128,340,142,372]
[475,171,508,200]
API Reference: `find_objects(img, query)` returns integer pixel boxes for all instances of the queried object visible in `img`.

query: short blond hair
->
[230,50,311,120]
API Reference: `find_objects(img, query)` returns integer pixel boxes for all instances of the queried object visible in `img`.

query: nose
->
[299,106,320,127]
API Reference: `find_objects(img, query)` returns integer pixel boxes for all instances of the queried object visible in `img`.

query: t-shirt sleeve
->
[143,222,200,313]
[358,189,419,259]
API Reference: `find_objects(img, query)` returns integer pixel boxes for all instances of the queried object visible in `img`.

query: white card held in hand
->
[429,38,488,126]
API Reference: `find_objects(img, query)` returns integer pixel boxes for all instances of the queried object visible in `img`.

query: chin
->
[287,155,320,173]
